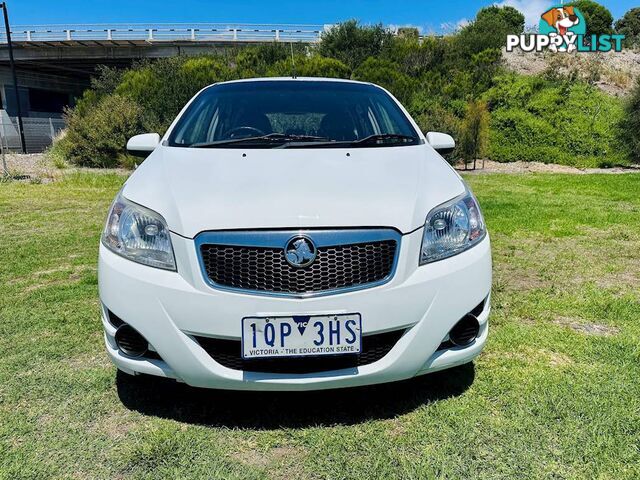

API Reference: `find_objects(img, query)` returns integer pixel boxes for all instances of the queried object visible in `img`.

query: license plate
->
[241,313,362,359]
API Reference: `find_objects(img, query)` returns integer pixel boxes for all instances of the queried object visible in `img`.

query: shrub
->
[266,55,351,78]
[454,6,524,58]
[235,43,301,77]
[568,0,613,36]
[115,56,232,133]
[410,95,461,135]
[458,100,489,167]
[318,20,393,69]
[485,74,626,167]
[470,48,502,95]
[352,57,418,104]
[615,7,640,48]
[618,77,640,163]
[60,94,144,167]
[382,36,447,77]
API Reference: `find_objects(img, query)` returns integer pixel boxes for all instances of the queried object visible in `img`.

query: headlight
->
[420,188,486,265]
[101,193,176,271]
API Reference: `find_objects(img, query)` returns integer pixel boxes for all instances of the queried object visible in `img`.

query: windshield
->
[168,80,421,148]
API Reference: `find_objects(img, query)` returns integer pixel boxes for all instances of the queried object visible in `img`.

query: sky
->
[8,0,637,33]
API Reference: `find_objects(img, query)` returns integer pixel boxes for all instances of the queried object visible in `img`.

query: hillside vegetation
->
[52,3,640,169]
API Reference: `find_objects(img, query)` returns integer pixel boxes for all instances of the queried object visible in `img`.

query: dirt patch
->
[457,160,640,175]
[1,153,129,182]
[554,317,620,337]
[2,153,59,182]
[503,48,640,97]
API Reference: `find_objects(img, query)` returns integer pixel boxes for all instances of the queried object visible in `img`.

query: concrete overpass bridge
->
[0,23,325,62]
[0,23,327,151]
[0,23,325,79]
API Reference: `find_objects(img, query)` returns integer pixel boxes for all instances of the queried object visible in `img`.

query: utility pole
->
[1,3,26,154]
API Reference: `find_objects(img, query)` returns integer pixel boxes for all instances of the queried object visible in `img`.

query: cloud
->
[494,0,553,29]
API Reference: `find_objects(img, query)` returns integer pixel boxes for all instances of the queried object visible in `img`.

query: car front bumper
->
[98,229,492,391]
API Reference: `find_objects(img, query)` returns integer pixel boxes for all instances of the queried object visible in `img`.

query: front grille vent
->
[198,231,398,296]
[195,329,405,374]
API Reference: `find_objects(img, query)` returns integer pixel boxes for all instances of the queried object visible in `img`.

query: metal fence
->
[0,23,327,44]
[0,117,65,153]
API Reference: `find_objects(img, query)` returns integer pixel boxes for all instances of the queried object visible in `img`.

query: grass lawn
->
[1,172,639,479]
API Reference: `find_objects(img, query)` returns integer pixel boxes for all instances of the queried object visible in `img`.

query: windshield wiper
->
[188,133,419,149]
[350,134,419,146]
[280,133,420,149]
[189,133,330,148]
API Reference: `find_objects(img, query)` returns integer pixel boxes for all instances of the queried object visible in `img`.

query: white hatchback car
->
[99,78,491,391]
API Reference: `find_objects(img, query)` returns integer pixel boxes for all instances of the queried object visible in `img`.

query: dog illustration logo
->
[539,6,585,52]
[285,236,317,268]
[507,4,624,53]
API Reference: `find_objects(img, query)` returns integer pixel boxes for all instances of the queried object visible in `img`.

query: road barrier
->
[0,23,327,44]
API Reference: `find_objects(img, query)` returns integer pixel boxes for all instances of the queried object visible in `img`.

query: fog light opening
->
[449,314,480,347]
[114,324,148,358]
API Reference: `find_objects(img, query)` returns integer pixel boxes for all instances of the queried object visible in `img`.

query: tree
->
[476,5,524,32]
[454,6,524,58]
[458,100,489,169]
[352,57,418,104]
[568,0,613,36]
[383,35,447,77]
[396,27,419,40]
[318,20,393,69]
[115,56,232,133]
[619,77,640,164]
[615,7,640,47]
[470,48,502,95]
[267,55,351,79]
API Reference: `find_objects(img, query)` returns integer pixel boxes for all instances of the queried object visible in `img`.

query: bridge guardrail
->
[0,23,328,44]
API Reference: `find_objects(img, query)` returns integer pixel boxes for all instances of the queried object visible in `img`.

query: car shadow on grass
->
[116,363,475,429]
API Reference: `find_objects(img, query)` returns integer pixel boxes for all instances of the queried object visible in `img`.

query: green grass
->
[1,171,639,479]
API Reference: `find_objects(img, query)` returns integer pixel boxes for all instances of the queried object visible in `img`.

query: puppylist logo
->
[507,5,625,53]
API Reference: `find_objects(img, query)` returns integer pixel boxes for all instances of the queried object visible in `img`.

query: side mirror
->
[426,132,455,155]
[126,133,160,158]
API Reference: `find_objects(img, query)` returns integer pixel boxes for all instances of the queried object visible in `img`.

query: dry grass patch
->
[492,232,640,294]
[554,317,620,337]
[90,410,140,440]
[484,347,574,369]
[230,442,307,479]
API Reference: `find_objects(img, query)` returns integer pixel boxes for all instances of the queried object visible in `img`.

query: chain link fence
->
[0,116,66,154]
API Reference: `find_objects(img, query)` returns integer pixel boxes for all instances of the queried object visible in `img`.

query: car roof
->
[213,77,374,87]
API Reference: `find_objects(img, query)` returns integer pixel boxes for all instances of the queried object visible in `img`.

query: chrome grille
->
[195,229,400,297]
